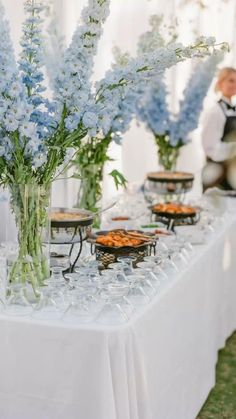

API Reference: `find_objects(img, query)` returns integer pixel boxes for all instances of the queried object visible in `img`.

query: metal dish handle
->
[90,243,96,255]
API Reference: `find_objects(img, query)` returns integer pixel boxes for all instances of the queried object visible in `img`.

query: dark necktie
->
[223,101,236,112]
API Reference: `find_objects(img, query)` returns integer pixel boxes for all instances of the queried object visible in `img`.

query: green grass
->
[197,332,236,419]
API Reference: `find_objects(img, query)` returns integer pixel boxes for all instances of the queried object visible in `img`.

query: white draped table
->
[0,214,236,419]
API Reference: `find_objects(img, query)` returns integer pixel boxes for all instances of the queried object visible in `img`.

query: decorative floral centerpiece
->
[0,0,224,291]
[136,55,224,170]
[135,16,226,171]
[0,0,111,290]
[66,19,224,211]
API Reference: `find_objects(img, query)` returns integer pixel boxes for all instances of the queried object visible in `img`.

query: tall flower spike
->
[88,37,219,140]
[169,51,224,145]
[19,0,46,100]
[136,77,170,138]
[19,0,56,139]
[54,0,110,133]
[0,1,45,170]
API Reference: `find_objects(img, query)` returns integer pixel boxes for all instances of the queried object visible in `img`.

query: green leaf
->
[109,169,127,189]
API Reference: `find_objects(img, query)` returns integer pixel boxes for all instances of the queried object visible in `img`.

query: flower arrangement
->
[66,18,223,212]
[0,0,111,288]
[0,0,224,289]
[135,16,227,170]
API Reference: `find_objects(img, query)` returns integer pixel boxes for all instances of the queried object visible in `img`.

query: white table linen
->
[0,216,236,419]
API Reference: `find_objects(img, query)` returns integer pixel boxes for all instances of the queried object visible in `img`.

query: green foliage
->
[198,332,236,419]
[155,134,183,171]
[72,136,126,212]
[109,169,127,189]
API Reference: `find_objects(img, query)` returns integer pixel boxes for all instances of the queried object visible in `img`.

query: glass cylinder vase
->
[158,146,179,172]
[155,134,180,171]
[77,164,103,213]
[7,183,51,294]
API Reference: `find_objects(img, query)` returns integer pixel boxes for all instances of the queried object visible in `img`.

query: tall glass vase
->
[75,136,111,216]
[77,164,103,213]
[7,183,51,294]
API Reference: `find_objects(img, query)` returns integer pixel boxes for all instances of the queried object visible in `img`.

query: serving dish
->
[150,202,201,231]
[144,171,194,198]
[90,229,157,268]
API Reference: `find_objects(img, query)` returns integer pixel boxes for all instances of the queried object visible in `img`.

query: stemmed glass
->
[96,282,131,325]
[117,256,136,276]
[32,285,66,320]
[125,274,150,306]
[63,287,101,324]
[47,254,70,289]
[4,283,32,316]
[99,269,134,316]
[136,261,161,290]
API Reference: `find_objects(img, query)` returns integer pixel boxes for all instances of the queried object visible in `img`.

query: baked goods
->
[152,202,196,215]
[50,212,85,221]
[95,230,154,247]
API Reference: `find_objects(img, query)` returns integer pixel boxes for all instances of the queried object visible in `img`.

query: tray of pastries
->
[90,229,157,267]
[151,202,199,219]
[50,207,94,228]
[93,229,157,249]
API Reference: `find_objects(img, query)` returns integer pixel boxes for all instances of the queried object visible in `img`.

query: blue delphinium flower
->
[0,0,226,186]
[19,0,57,140]
[169,52,223,144]
[135,51,223,149]
[88,39,217,141]
[54,0,110,132]
[136,77,170,137]
[0,1,45,169]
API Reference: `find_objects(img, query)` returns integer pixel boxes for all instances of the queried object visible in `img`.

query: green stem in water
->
[8,184,50,293]
[154,134,181,171]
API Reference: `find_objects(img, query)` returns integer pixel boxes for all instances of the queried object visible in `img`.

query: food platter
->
[90,229,157,267]
[151,202,198,219]
[145,171,194,196]
[150,202,201,231]
[50,207,94,228]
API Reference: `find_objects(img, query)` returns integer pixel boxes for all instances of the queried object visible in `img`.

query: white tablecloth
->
[0,216,236,419]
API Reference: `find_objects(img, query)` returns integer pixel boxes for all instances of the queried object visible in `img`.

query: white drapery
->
[2,0,236,203]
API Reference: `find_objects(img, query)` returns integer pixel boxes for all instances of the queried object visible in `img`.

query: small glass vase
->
[154,134,180,171]
[77,165,103,212]
[77,165,104,228]
[6,183,51,296]
[158,147,179,172]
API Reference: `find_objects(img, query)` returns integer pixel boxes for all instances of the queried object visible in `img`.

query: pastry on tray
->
[50,212,85,221]
[152,202,197,215]
[95,230,154,248]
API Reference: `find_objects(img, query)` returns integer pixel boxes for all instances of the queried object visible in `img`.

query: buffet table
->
[0,214,236,419]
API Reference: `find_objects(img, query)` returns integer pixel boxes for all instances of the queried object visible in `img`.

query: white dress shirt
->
[202,97,236,162]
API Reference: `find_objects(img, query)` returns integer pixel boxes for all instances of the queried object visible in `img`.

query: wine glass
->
[32,285,65,320]
[96,282,131,325]
[4,283,32,316]
[47,254,70,289]
[117,256,136,276]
